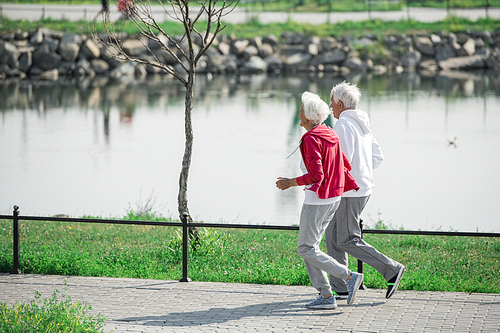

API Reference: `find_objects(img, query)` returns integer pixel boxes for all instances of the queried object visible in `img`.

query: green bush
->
[0,289,106,333]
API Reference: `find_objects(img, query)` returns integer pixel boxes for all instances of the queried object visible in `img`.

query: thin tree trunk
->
[178,69,195,224]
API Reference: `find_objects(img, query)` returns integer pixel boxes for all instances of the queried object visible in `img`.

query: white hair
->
[330,81,361,110]
[301,91,331,125]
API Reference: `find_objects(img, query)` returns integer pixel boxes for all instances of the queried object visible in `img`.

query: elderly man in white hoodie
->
[326,81,405,300]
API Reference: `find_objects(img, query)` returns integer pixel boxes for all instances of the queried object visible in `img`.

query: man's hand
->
[276,177,298,191]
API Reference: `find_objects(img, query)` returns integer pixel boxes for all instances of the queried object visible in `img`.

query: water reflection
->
[1,70,499,232]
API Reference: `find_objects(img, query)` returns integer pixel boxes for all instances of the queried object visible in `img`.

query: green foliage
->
[0,289,106,333]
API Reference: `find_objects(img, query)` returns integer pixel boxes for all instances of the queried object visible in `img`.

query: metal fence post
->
[358,219,366,290]
[11,205,20,274]
[179,212,191,282]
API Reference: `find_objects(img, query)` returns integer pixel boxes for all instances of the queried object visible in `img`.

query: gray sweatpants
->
[325,196,402,294]
[298,202,351,295]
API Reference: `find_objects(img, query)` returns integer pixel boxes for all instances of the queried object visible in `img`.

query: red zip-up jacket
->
[296,124,359,199]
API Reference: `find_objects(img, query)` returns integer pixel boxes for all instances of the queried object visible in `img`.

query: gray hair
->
[330,81,361,110]
[301,91,331,125]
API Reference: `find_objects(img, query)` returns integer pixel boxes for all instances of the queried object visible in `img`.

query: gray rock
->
[241,45,258,59]
[233,40,249,56]
[60,33,83,46]
[475,48,490,57]
[475,38,485,49]
[0,41,20,69]
[224,54,238,73]
[343,57,364,72]
[356,37,374,47]
[58,42,80,62]
[239,56,268,73]
[462,38,476,56]
[40,68,59,80]
[311,50,347,66]
[282,52,312,68]
[307,43,319,56]
[262,34,279,46]
[414,36,434,56]
[15,31,29,40]
[76,58,95,76]
[81,39,100,59]
[123,39,146,57]
[281,31,304,45]
[30,29,44,44]
[435,43,455,62]
[323,64,340,72]
[218,42,231,55]
[135,63,148,76]
[419,59,439,71]
[320,37,338,52]
[18,51,32,72]
[57,61,76,75]
[264,56,283,72]
[40,28,63,39]
[372,65,387,75]
[249,36,262,50]
[111,62,136,77]
[91,59,110,74]
[486,54,499,69]
[43,37,59,53]
[258,43,274,59]
[456,33,470,45]
[32,44,61,70]
[401,50,422,68]
[277,45,307,57]
[438,55,487,70]
[430,34,442,44]
[28,64,44,76]
[195,56,209,73]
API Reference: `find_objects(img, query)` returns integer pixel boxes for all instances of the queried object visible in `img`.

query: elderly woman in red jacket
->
[276,91,363,310]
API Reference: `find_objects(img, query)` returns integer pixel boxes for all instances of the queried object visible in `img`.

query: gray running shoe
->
[346,272,363,306]
[305,294,337,309]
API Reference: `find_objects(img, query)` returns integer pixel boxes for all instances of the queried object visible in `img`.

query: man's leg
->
[333,196,403,282]
[325,212,349,296]
[297,203,350,296]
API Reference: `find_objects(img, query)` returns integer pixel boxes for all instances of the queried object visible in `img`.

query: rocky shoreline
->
[1,28,500,80]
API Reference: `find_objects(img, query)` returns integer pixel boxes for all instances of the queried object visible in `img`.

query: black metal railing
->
[1,205,499,282]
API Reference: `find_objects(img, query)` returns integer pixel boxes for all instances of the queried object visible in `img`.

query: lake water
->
[1,71,499,232]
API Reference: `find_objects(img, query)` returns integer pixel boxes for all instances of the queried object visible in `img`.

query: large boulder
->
[462,38,476,56]
[217,41,231,55]
[232,39,249,56]
[438,55,487,70]
[60,33,83,46]
[311,50,347,67]
[18,51,32,72]
[239,55,268,73]
[435,42,455,62]
[30,29,44,44]
[343,57,364,72]
[57,42,80,61]
[110,62,136,77]
[81,39,100,59]
[0,41,20,69]
[241,45,258,59]
[400,50,422,69]
[258,43,274,59]
[91,59,110,74]
[414,36,434,56]
[32,43,61,70]
[264,56,283,73]
[39,68,59,80]
[123,39,146,57]
[262,34,279,46]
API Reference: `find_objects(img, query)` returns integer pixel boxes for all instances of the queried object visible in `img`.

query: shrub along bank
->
[1,19,500,80]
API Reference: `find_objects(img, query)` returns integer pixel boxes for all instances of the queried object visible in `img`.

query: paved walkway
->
[1,273,499,332]
[0,4,499,23]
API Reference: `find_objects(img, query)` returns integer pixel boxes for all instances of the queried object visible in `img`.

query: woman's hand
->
[276,177,298,191]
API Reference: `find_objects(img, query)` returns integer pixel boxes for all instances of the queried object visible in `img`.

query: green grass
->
[1,216,499,294]
[0,288,106,333]
[1,15,500,40]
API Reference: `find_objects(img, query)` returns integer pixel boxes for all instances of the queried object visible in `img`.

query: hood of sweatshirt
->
[301,124,339,145]
[340,110,370,134]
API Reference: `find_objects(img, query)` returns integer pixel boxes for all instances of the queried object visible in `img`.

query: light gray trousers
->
[297,202,351,295]
[325,196,402,294]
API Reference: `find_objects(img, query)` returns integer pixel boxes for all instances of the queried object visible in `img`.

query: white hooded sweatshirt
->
[334,109,384,197]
